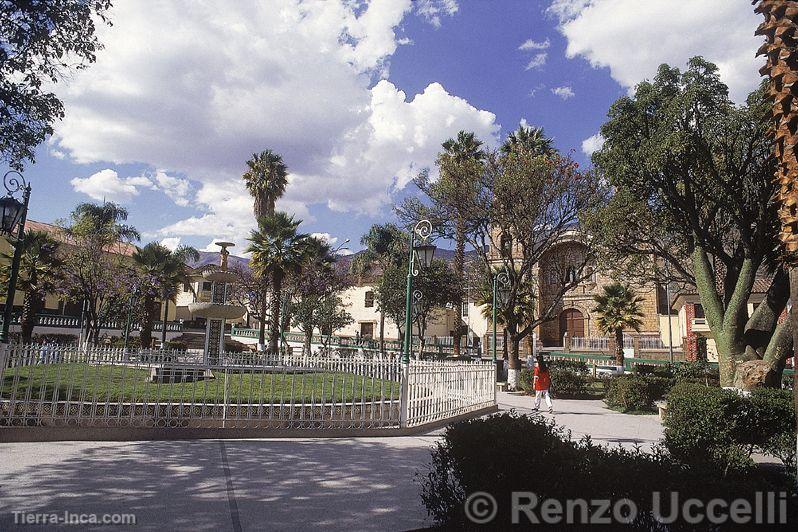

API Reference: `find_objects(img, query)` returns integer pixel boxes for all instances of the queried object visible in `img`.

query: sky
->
[15,0,763,255]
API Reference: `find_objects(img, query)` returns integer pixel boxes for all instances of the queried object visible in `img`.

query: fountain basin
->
[188,302,246,319]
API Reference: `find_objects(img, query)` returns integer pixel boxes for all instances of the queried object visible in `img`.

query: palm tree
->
[0,231,62,343]
[133,243,199,348]
[439,130,485,356]
[242,150,289,219]
[500,124,555,157]
[350,223,406,353]
[593,282,644,368]
[247,212,310,354]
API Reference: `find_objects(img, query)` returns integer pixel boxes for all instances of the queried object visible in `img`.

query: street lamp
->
[402,220,435,363]
[491,270,510,363]
[0,171,31,344]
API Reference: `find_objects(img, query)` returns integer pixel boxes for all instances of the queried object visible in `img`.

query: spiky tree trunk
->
[755,0,798,483]
[269,271,283,355]
[614,328,625,368]
[452,217,465,357]
[20,289,43,344]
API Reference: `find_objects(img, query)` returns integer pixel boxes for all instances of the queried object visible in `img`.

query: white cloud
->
[551,86,575,100]
[519,38,550,51]
[160,237,181,251]
[525,53,548,70]
[52,0,497,241]
[70,169,154,203]
[581,133,605,156]
[415,0,459,28]
[548,0,761,103]
[311,232,338,246]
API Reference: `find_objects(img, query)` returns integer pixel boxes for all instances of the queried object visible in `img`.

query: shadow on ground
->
[0,436,436,531]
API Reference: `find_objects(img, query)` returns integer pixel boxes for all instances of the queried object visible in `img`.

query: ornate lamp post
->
[491,270,510,363]
[402,220,435,364]
[0,171,31,344]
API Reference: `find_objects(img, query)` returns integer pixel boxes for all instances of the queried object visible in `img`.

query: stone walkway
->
[0,393,665,531]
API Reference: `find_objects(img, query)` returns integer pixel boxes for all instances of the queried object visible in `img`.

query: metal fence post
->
[399,361,410,428]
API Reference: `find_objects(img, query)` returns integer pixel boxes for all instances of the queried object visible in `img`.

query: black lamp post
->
[0,171,31,344]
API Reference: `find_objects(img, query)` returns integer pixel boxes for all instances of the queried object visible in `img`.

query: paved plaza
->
[0,393,664,531]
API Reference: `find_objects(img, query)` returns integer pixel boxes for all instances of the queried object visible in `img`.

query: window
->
[364,290,375,308]
[694,303,705,318]
[202,281,212,291]
[360,322,374,339]
[461,301,469,317]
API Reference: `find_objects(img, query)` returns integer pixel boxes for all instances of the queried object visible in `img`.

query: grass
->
[0,363,400,404]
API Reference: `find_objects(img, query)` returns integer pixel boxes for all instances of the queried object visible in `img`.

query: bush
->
[550,368,588,398]
[604,374,668,412]
[165,340,187,351]
[633,363,674,379]
[672,360,719,385]
[419,412,793,529]
[664,382,796,477]
[548,359,588,373]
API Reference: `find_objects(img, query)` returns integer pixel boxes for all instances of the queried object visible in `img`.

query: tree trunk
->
[379,310,385,354]
[452,217,465,357]
[614,327,625,369]
[139,295,154,349]
[269,272,282,355]
[507,335,521,390]
[304,330,312,356]
[257,299,267,351]
[789,268,798,486]
[20,289,42,344]
[161,299,169,347]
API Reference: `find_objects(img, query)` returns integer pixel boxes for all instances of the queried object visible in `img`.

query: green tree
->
[500,124,555,157]
[0,230,63,343]
[0,0,112,169]
[588,57,784,386]
[398,131,485,357]
[593,283,644,368]
[350,223,406,352]
[242,150,289,219]
[133,242,199,348]
[59,202,140,345]
[247,212,310,354]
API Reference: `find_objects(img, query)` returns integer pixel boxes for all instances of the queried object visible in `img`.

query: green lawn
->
[1,363,400,404]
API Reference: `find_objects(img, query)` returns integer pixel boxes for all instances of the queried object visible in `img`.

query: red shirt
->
[533,367,551,391]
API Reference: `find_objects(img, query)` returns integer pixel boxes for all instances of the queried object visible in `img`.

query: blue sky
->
[14,0,762,255]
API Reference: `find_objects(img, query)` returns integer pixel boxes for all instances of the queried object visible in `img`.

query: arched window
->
[364,290,375,308]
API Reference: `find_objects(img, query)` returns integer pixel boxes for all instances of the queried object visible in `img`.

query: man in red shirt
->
[532,356,553,413]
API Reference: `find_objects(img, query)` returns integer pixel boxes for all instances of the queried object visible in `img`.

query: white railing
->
[0,315,184,332]
[404,360,495,428]
[0,344,494,432]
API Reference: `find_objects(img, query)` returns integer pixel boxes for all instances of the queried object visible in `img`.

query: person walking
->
[531,356,553,413]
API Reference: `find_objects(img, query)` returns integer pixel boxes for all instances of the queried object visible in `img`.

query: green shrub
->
[672,359,719,385]
[550,368,587,398]
[419,412,793,529]
[633,363,674,378]
[519,368,534,392]
[604,374,667,412]
[165,340,187,350]
[548,359,588,373]
[663,382,796,477]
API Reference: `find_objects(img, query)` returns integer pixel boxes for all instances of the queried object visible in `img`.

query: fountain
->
[188,242,246,364]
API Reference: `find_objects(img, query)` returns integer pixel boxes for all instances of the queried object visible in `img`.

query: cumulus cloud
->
[52,0,497,242]
[551,86,575,100]
[519,38,550,51]
[548,0,761,103]
[581,133,605,157]
[70,169,154,203]
[525,53,548,70]
[160,237,181,251]
[310,232,339,246]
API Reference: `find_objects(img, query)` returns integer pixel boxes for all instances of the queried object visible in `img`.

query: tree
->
[588,57,784,386]
[133,242,199,348]
[1,0,112,170]
[242,150,289,219]
[247,212,310,354]
[59,202,139,345]
[500,124,556,157]
[375,258,460,358]
[398,131,486,357]
[0,230,63,342]
[593,283,644,368]
[228,263,271,348]
[288,237,352,355]
[456,149,604,389]
[350,223,406,352]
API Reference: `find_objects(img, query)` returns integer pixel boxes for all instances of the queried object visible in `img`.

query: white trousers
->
[533,390,552,409]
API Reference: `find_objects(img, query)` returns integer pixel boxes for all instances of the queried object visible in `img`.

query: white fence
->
[0,344,495,433]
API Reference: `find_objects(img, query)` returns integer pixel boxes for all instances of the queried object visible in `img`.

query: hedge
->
[604,374,669,413]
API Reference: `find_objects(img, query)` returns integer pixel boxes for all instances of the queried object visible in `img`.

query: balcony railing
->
[0,314,183,332]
